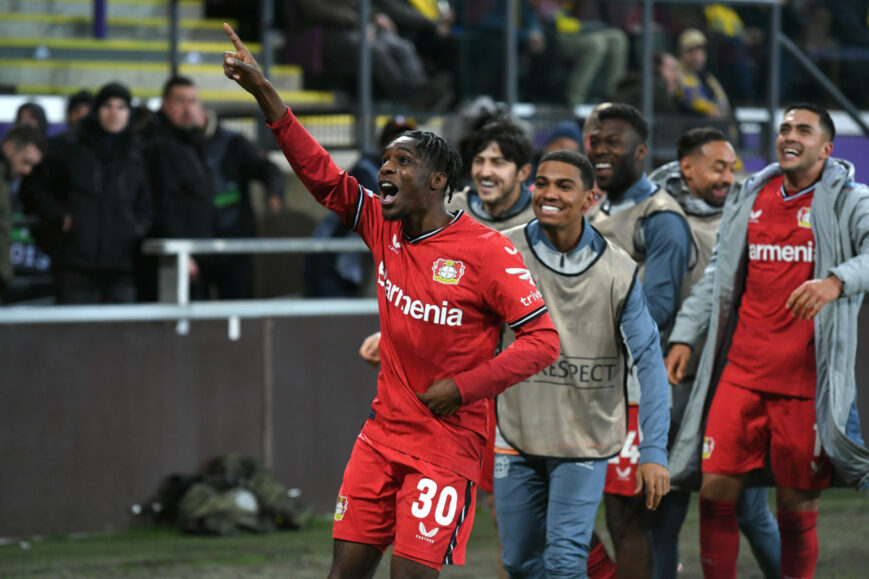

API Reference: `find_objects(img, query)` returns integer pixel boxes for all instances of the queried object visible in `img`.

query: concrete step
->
[0,0,204,19]
[9,82,336,109]
[0,12,233,42]
[0,58,304,93]
[0,37,263,65]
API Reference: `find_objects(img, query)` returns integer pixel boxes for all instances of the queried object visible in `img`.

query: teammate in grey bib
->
[493,150,670,578]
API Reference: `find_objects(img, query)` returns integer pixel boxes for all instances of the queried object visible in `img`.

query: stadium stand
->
[0,0,336,108]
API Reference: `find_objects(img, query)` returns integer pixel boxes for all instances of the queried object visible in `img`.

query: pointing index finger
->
[223,22,246,51]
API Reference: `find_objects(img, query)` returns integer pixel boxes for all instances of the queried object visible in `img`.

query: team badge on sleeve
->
[432,259,466,285]
[334,495,349,521]
[702,436,715,459]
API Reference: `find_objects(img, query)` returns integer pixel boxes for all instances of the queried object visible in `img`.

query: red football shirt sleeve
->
[453,239,560,403]
[267,107,379,243]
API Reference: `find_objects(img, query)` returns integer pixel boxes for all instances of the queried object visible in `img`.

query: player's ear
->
[680,156,693,180]
[429,170,447,192]
[634,142,648,164]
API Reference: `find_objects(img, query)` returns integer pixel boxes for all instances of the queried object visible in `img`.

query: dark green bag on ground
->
[174,453,313,535]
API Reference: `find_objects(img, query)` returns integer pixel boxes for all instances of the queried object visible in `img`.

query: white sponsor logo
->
[416,522,440,543]
[504,245,519,255]
[378,261,464,326]
[505,267,537,286]
[748,241,814,263]
[616,466,632,480]
[419,522,439,538]
[750,209,763,222]
[520,289,543,307]
[390,234,402,254]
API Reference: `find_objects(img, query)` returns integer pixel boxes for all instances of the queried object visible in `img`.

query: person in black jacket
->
[199,106,285,298]
[21,82,152,304]
[140,76,215,301]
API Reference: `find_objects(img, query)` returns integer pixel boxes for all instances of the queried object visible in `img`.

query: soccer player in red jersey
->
[221,24,560,578]
[666,103,869,578]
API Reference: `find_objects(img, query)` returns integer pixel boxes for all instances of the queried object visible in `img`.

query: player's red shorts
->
[605,404,640,496]
[702,379,832,490]
[333,433,477,571]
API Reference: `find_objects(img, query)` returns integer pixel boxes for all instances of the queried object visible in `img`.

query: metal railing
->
[0,237,377,338]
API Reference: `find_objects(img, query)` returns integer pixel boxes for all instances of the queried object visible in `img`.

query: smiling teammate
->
[649,128,781,579]
[666,104,869,578]
[493,149,670,578]
[221,24,559,578]
[584,103,693,578]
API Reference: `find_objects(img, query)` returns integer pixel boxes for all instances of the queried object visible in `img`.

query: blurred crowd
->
[211,0,869,111]
[0,77,285,305]
[2,0,869,305]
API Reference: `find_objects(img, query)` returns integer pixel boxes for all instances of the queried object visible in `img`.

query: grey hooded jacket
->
[667,158,869,489]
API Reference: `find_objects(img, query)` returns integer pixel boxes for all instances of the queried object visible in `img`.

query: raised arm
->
[222,23,288,124]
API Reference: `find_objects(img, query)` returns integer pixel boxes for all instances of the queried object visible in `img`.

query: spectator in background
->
[15,102,49,137]
[295,0,452,110]
[464,0,548,101]
[829,0,869,45]
[534,0,629,105]
[0,125,45,300]
[65,90,94,131]
[199,106,285,299]
[612,52,680,115]
[141,76,214,301]
[525,119,583,187]
[675,28,732,119]
[375,0,457,86]
[541,119,583,154]
[21,82,151,304]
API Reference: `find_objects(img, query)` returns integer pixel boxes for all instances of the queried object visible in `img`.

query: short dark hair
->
[469,118,533,168]
[538,150,596,192]
[402,130,463,196]
[783,102,836,141]
[1,124,46,155]
[597,103,649,143]
[676,127,730,160]
[162,75,195,100]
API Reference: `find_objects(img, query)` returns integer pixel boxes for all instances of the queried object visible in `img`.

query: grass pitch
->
[1,488,868,578]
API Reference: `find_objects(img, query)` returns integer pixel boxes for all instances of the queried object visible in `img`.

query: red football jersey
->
[269,109,558,481]
[722,175,816,398]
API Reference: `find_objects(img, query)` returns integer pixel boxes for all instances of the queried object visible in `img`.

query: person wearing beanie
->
[66,89,95,131]
[15,102,49,137]
[543,120,583,154]
[20,81,152,303]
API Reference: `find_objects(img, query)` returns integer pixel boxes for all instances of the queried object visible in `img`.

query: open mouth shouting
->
[379,180,399,206]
